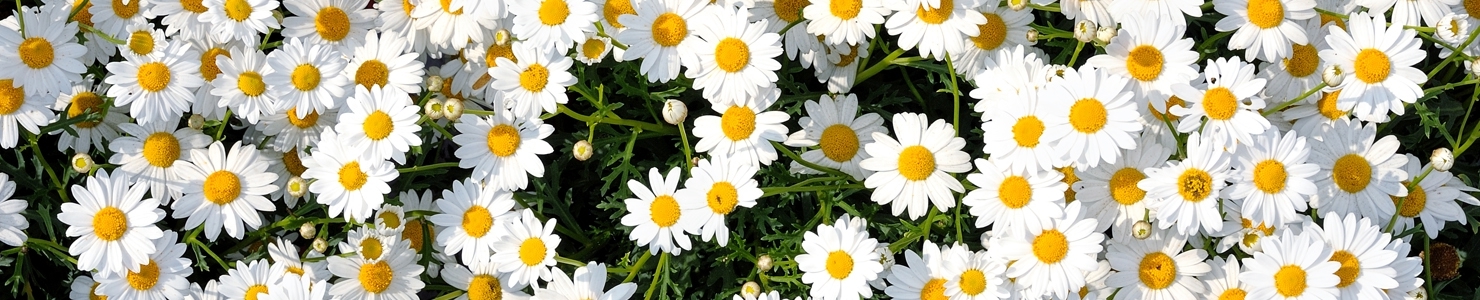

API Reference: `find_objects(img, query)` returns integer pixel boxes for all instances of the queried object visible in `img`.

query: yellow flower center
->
[830,0,861,19]
[1110,167,1147,205]
[706,181,740,215]
[1032,229,1069,264]
[203,170,242,205]
[915,0,953,25]
[237,71,267,97]
[1138,252,1177,289]
[0,80,23,115]
[462,205,494,238]
[1354,48,1391,84]
[1284,43,1319,77]
[1177,168,1213,201]
[1329,250,1361,288]
[291,64,322,91]
[1219,288,1247,300]
[998,175,1033,209]
[379,211,402,228]
[1126,45,1164,82]
[1011,115,1044,147]
[244,284,268,300]
[1273,265,1307,297]
[314,7,351,42]
[361,236,384,259]
[127,30,155,56]
[971,13,1006,51]
[1246,0,1284,29]
[649,195,681,227]
[112,0,139,18]
[1332,154,1372,193]
[486,124,522,157]
[582,38,608,60]
[1253,159,1288,194]
[920,278,948,300]
[959,269,987,295]
[1069,98,1108,133]
[142,132,181,168]
[358,261,393,293]
[224,0,253,21]
[468,274,503,300]
[519,237,547,266]
[825,250,853,279]
[519,64,549,92]
[404,219,432,251]
[439,0,463,15]
[773,0,810,22]
[355,60,390,88]
[92,206,129,241]
[287,108,320,129]
[897,145,936,181]
[819,124,859,162]
[201,47,231,81]
[651,13,688,47]
[363,111,394,141]
[1061,166,1079,203]
[74,0,96,26]
[721,106,757,141]
[337,161,368,191]
[603,0,635,28]
[1202,87,1239,121]
[126,260,160,291]
[67,92,104,128]
[17,38,55,69]
[834,44,860,67]
[138,62,172,93]
[714,38,751,73]
[486,43,517,67]
[1317,89,1346,120]
[182,0,209,13]
[539,0,570,25]
[1391,181,1427,218]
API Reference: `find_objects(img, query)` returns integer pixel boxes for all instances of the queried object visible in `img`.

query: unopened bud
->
[740,281,761,300]
[1074,20,1096,44]
[287,176,308,198]
[299,222,317,239]
[1007,0,1027,11]
[1025,28,1039,44]
[1438,14,1470,45]
[188,114,205,130]
[71,153,93,173]
[424,97,445,120]
[1409,288,1429,300]
[1432,148,1454,172]
[874,245,894,271]
[662,100,687,125]
[426,76,444,93]
[311,237,328,253]
[495,29,512,45]
[1094,25,1116,46]
[443,97,465,121]
[1323,65,1345,87]
[573,140,593,161]
[272,10,284,25]
[756,255,773,272]
[1132,220,1152,239]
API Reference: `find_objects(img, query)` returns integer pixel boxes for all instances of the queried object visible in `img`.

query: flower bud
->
[756,254,773,273]
[424,97,445,120]
[662,100,687,125]
[740,281,761,300]
[980,231,993,247]
[1322,65,1345,87]
[1074,20,1096,44]
[426,76,445,93]
[71,152,93,174]
[1438,14,1470,45]
[1025,28,1039,44]
[874,245,895,271]
[573,140,594,161]
[1132,220,1152,239]
[287,176,308,199]
[1094,25,1117,46]
[1432,148,1454,172]
[299,222,317,239]
[188,114,205,130]
[443,97,465,121]
[495,29,513,45]
[1007,0,1027,11]
[311,237,328,253]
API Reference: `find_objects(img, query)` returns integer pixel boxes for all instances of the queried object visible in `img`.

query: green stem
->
[678,119,694,171]
[761,184,864,197]
[77,23,124,45]
[1263,83,1328,116]
[463,109,497,116]
[213,111,232,140]
[557,104,675,135]
[1068,41,1084,65]
[644,253,669,299]
[1386,165,1435,233]
[623,251,652,283]
[15,0,25,37]
[396,162,460,174]
[555,255,586,268]
[855,48,907,85]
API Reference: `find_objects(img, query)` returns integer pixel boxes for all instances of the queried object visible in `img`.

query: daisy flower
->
[969,45,1048,107]
[52,81,124,153]
[116,23,167,59]
[1391,154,1472,239]
[797,214,883,300]
[334,85,423,164]
[1308,118,1409,222]
[326,238,425,299]
[692,89,790,167]
[1169,57,1271,146]
[266,38,351,120]
[452,112,555,191]
[395,189,440,254]
[1206,255,1250,300]
[783,93,885,181]
[1229,130,1319,226]
[1261,19,1328,104]
[574,32,614,65]
[411,0,494,51]
[212,47,276,124]
[962,158,1067,233]
[345,30,425,93]
[95,231,192,300]
[804,0,888,45]
[996,202,1104,299]
[1040,65,1143,169]
[492,210,561,287]
[0,79,53,149]
[597,0,638,36]
[1106,232,1211,300]
[69,275,103,300]
[281,0,376,50]
[977,86,1063,173]
[1383,238,1425,299]
[1320,12,1427,123]
[150,0,215,43]
[1086,16,1198,108]
[302,129,398,221]
[429,179,521,263]
[218,259,274,300]
[89,0,155,41]
[689,5,784,106]
[109,121,212,204]
[1283,87,1350,137]
[1110,0,1202,27]
[267,239,328,283]
[0,173,25,246]
[811,41,869,93]
[258,106,338,152]
[441,259,531,299]
[1075,132,1172,232]
[200,0,280,45]
[953,4,1033,77]
[884,240,949,300]
[675,154,761,246]
[189,39,239,121]
[941,246,1007,300]
[61,170,165,275]
[374,0,429,54]
[1140,132,1234,236]
[621,167,703,255]
[172,141,278,241]
[614,0,710,82]
[1241,226,1341,300]
[1312,212,1400,299]
[860,112,970,220]
[753,0,826,68]
[0,4,85,96]
[338,227,398,261]
[1213,0,1317,61]
[510,0,599,51]
[488,43,577,119]
[534,262,638,300]
[883,0,987,60]
[104,42,204,125]
[1358,0,1457,26]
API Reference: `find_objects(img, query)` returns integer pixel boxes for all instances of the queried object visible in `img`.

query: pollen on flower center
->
[539,0,571,25]
[1126,45,1165,82]
[287,108,320,129]
[1252,159,1288,193]
[404,219,432,251]
[182,0,208,13]
[1246,0,1285,29]
[582,38,608,60]
[486,124,522,157]
[920,278,948,300]
[1317,89,1347,120]
[959,269,987,295]
[1069,98,1108,133]
[519,237,547,266]
[1329,250,1361,288]
[1332,153,1372,193]
[721,106,757,141]
[1138,252,1177,290]
[486,43,518,67]
[603,0,635,28]
[1110,167,1148,205]
[19,37,55,69]
[142,132,181,168]
[358,261,394,293]
[360,236,384,259]
[1061,166,1079,203]
[224,0,253,21]
[520,64,550,92]
[138,62,173,93]
[1354,48,1392,84]
[830,0,862,19]
[462,205,494,238]
[825,250,854,279]
[68,92,104,128]
[1177,168,1213,201]
[1219,288,1248,300]
[126,260,160,291]
[92,206,129,241]
[649,195,681,227]
[1273,265,1307,297]
[244,284,268,300]
[897,145,937,181]
[314,6,352,42]
[238,72,267,97]
[201,47,231,81]
[915,0,954,25]
[1391,182,1427,218]
[971,13,1007,50]
[363,111,395,141]
[651,13,689,47]
[379,211,402,229]
[773,0,810,22]
[819,124,860,162]
[291,64,322,91]
[1202,87,1240,120]
[74,0,96,26]
[127,31,154,56]
[1032,229,1069,264]
[714,38,751,73]
[1284,43,1319,77]
[0,80,25,116]
[834,44,860,67]
[468,274,503,300]
[1012,115,1045,147]
[203,170,243,205]
[706,181,740,215]
[999,175,1033,209]
[337,161,368,191]
[112,0,140,18]
[439,0,463,15]
[355,60,390,88]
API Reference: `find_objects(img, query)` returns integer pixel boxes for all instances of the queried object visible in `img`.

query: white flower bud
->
[874,245,895,271]
[1409,288,1428,300]
[1132,220,1152,239]
[1025,28,1039,44]
[71,152,93,174]
[1074,20,1096,44]
[1469,57,1480,78]
[287,176,308,199]
[1433,148,1454,172]
[426,76,445,93]
[424,97,445,120]
[662,100,687,125]
[756,255,773,273]
[980,231,993,247]
[573,140,594,161]
[1323,65,1345,87]
[188,114,205,130]
[443,97,465,121]
[495,29,513,45]
[1438,14,1470,45]
[1007,0,1027,11]
[1094,25,1117,45]
[299,222,317,239]
[311,237,328,253]
[740,282,761,300]
[1238,230,1265,253]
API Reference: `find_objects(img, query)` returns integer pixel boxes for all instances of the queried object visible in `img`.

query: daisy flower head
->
[509,0,599,51]
[302,128,399,221]
[267,239,329,283]
[0,173,24,246]
[69,275,104,300]
[675,154,762,246]
[1382,237,1425,299]
[804,0,888,45]
[52,80,125,153]
[395,189,440,254]
[1040,65,1144,169]
[150,0,215,43]
[1213,0,1317,61]
[783,93,885,181]
[1283,86,1353,137]
[883,0,987,60]
[0,78,53,150]
[0,4,85,96]
[811,41,870,93]
[535,262,639,300]
[281,0,376,50]
[752,0,826,68]
[614,0,710,83]
[1086,16,1198,108]
[621,167,703,255]
[1359,0,1457,27]
[962,158,1067,233]
[442,258,531,299]
[338,227,400,262]
[188,39,243,121]
[997,201,1104,299]
[940,246,1008,300]
[860,112,971,220]
[692,89,790,167]
[115,22,168,59]
[89,0,156,42]
[1312,212,1400,299]
[1106,232,1212,300]
[1308,118,1408,222]
[1110,0,1202,27]
[201,0,281,45]
[211,47,276,124]
[969,44,1048,107]
[1391,154,1472,239]
[94,231,192,300]
[1229,130,1319,226]
[883,240,950,300]
[108,121,212,204]
[452,111,555,191]
[797,214,883,300]
[1075,132,1172,232]
[1169,57,1272,147]
[326,237,425,299]
[1241,225,1341,300]
[1320,11,1427,123]
[574,32,615,65]
[488,43,577,119]
[1262,19,1329,103]
[172,141,279,241]
[1140,132,1234,236]
[413,0,500,52]
[346,30,426,94]
[259,105,338,152]
[977,86,1063,173]
[104,42,204,125]
[688,5,784,106]
[491,210,561,287]
[217,259,274,300]
[952,4,1033,78]
[334,85,423,164]
[1205,255,1250,300]
[266,37,351,120]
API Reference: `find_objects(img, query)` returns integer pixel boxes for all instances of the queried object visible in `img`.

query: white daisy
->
[51,81,124,154]
[281,0,376,50]
[1169,57,1272,147]
[326,237,425,299]
[510,0,599,51]
[488,43,577,119]
[783,93,885,181]
[200,0,279,45]
[1205,255,1250,300]
[374,0,431,56]
[60,170,165,274]
[883,240,949,300]
[411,0,495,51]
[1040,65,1143,169]
[108,121,212,204]
[752,0,826,68]
[810,41,869,93]
[1140,132,1234,236]
[266,37,351,120]
[804,0,888,45]
[69,275,103,300]
[533,262,638,300]
[395,189,440,255]
[94,231,192,300]
[883,0,986,60]
[441,259,531,300]
[860,112,970,220]
[0,4,86,96]
[258,106,338,152]
[1214,0,1317,61]
[977,85,1063,173]
[1283,87,1351,137]
[574,32,614,65]
[952,4,1032,77]
[1312,212,1399,299]
[962,158,1067,233]
[344,30,425,93]
[89,0,155,43]
[1106,232,1211,300]
[264,274,331,300]
[172,141,278,241]
[116,23,167,59]
[302,128,398,221]
[0,79,53,150]
[969,45,1048,108]
[996,201,1104,299]
[0,173,25,247]
[189,39,240,121]
[334,85,423,164]
[1308,118,1409,222]
[940,247,1007,300]
[1382,238,1425,299]
[1229,130,1319,226]
[692,89,790,167]
[218,259,274,300]
[452,112,555,191]
[675,154,761,246]
[1075,132,1172,232]
[689,5,783,106]
[1321,12,1427,123]
[267,239,328,283]
[797,214,883,300]
[150,0,215,43]
[1086,16,1198,108]
[104,42,204,125]
[614,0,710,82]
[211,47,276,124]
[1261,19,1328,104]
[1391,154,1472,239]
[622,167,704,255]
[429,178,521,263]
[491,210,561,287]
[1241,225,1341,300]
[1359,0,1458,26]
